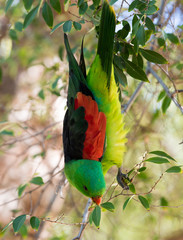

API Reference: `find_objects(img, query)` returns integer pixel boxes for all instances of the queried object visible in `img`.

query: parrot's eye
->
[83,186,88,191]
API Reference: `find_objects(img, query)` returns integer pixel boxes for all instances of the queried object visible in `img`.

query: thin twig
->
[72,198,92,240]
[148,67,183,114]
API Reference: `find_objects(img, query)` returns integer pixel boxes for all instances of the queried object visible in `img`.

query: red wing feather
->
[74,92,106,161]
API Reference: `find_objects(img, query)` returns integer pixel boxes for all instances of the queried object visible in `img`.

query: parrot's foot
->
[117,168,131,190]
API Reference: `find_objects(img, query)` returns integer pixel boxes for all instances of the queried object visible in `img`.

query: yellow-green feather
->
[87,56,128,175]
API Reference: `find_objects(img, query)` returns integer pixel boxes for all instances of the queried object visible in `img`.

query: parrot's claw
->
[117,168,131,190]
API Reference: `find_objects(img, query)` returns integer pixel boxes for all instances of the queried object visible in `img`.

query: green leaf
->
[2,220,13,232]
[17,184,28,197]
[167,33,179,44]
[9,29,17,40]
[123,197,131,210]
[78,0,84,6]
[162,96,171,113]
[114,66,127,86]
[145,30,153,42]
[101,202,115,212]
[128,0,139,11]
[5,0,14,12]
[138,167,146,172]
[15,22,23,32]
[129,184,136,193]
[92,206,101,228]
[52,76,60,89]
[30,216,40,230]
[89,211,93,225]
[109,0,118,6]
[0,130,14,136]
[0,67,2,83]
[145,17,155,32]
[30,176,44,185]
[23,0,33,11]
[38,89,45,100]
[145,157,169,164]
[23,5,39,29]
[123,58,149,82]
[50,0,61,13]
[50,21,65,34]
[13,215,26,233]
[138,195,150,210]
[136,25,145,46]
[149,150,176,161]
[63,20,72,33]
[42,2,53,28]
[93,0,100,7]
[166,166,181,173]
[19,224,28,237]
[140,49,168,64]
[120,20,131,39]
[157,90,166,102]
[79,2,88,15]
[157,38,165,47]
[160,197,168,206]
[58,46,64,61]
[73,21,82,31]
[145,5,158,15]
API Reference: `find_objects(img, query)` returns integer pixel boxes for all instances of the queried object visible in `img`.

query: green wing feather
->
[87,0,128,174]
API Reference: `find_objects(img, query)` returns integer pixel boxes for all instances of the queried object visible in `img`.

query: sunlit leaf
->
[140,49,168,64]
[149,150,176,161]
[42,2,53,28]
[30,176,44,185]
[138,195,150,210]
[19,224,28,237]
[13,215,26,233]
[30,216,40,230]
[145,157,169,164]
[23,5,39,29]
[166,166,181,173]
[101,202,115,212]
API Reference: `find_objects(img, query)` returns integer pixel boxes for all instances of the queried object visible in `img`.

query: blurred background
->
[0,0,183,239]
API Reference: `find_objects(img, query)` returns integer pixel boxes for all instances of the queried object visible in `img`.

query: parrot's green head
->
[64,159,106,205]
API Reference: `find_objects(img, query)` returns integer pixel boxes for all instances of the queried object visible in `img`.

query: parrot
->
[63,0,127,205]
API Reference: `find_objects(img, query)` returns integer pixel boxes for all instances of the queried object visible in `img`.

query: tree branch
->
[148,67,183,114]
[72,198,92,240]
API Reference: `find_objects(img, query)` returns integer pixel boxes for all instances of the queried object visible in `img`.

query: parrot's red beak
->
[92,196,102,205]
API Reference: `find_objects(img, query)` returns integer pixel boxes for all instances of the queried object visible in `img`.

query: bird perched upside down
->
[63,0,127,205]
